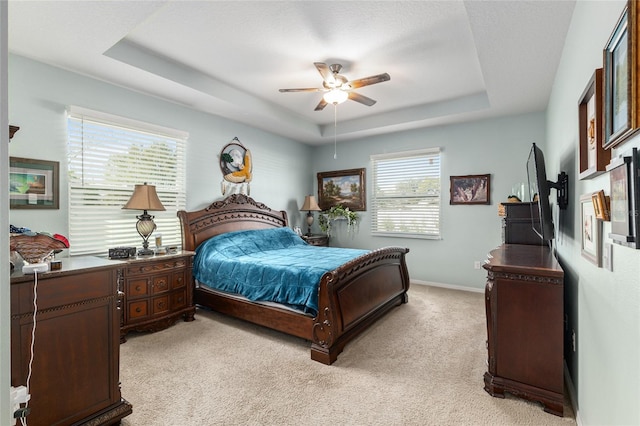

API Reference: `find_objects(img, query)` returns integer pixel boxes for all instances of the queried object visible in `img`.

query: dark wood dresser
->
[120,251,196,342]
[10,256,132,426]
[483,244,564,416]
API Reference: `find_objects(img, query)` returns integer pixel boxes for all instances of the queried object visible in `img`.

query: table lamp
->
[300,195,321,236]
[123,183,165,256]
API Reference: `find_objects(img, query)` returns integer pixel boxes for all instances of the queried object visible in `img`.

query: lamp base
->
[137,247,155,256]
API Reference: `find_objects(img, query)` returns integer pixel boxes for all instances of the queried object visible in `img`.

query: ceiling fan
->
[279,62,390,111]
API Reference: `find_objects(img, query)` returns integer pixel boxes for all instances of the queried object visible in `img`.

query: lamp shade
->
[323,89,348,105]
[122,183,166,211]
[300,195,321,212]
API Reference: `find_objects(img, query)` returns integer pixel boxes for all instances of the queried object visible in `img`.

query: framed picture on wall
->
[449,174,490,205]
[603,1,640,149]
[580,193,602,266]
[606,148,640,248]
[317,168,366,211]
[579,68,610,179]
[9,157,59,209]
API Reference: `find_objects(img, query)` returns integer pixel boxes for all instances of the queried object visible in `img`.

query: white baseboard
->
[564,361,582,425]
[411,279,484,293]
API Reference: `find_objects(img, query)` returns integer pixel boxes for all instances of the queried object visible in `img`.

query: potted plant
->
[318,205,359,237]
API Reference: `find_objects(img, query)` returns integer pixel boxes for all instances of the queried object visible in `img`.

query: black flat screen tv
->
[527,143,555,242]
[526,143,569,243]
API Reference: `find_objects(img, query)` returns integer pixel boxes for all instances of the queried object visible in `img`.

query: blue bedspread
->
[193,227,368,316]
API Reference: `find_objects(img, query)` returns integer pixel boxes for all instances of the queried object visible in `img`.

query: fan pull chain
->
[333,104,337,159]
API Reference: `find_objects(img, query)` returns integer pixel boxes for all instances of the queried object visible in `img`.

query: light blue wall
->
[547,1,639,424]
[8,54,313,235]
[311,112,545,288]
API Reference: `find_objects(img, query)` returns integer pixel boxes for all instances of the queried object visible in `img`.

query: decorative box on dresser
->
[483,244,565,416]
[10,256,132,426]
[120,250,196,342]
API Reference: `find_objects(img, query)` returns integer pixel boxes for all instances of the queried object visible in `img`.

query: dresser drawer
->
[126,258,187,276]
[127,278,149,297]
[128,300,148,320]
[152,274,170,294]
[171,290,187,309]
[152,295,170,314]
[171,270,187,290]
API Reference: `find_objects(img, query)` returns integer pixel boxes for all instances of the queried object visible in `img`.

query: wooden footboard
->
[311,246,410,364]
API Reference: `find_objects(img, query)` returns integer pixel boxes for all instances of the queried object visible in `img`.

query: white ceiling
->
[8,0,576,145]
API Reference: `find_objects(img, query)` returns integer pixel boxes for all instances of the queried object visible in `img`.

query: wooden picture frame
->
[591,190,611,221]
[9,157,59,209]
[449,174,490,205]
[579,68,610,179]
[317,168,366,211]
[603,1,640,149]
[581,193,602,266]
[606,148,640,248]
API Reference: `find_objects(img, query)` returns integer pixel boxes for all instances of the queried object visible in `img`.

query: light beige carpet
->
[119,284,577,425]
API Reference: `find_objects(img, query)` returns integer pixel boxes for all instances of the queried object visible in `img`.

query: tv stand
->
[483,244,564,416]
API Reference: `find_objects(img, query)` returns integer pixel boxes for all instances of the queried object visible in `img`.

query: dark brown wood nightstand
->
[120,250,196,342]
[301,234,329,247]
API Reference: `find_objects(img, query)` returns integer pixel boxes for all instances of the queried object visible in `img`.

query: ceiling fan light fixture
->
[323,89,348,105]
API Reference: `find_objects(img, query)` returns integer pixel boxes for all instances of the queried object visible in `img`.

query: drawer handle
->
[178,297,184,303]
[157,301,165,308]
[135,307,142,313]
[176,277,183,284]
[135,285,141,292]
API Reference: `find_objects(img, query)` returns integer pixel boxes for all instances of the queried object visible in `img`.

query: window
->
[67,107,187,256]
[371,148,441,239]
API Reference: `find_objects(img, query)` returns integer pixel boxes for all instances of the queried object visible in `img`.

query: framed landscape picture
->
[9,157,59,209]
[449,174,490,205]
[317,168,366,211]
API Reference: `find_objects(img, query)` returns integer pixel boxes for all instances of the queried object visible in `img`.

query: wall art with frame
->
[449,174,490,205]
[580,193,602,266]
[603,0,640,149]
[9,157,59,209]
[606,148,640,248]
[317,168,366,211]
[579,68,610,179]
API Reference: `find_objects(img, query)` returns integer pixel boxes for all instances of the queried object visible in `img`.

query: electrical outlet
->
[474,261,481,270]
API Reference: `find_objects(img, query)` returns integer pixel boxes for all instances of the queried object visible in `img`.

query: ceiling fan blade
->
[314,97,328,111]
[314,62,335,86]
[348,92,377,106]
[279,88,323,93]
[347,73,390,89]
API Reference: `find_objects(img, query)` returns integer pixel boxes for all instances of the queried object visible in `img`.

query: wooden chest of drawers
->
[120,251,196,342]
[11,257,132,425]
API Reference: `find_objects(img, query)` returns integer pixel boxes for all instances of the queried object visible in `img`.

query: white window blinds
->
[371,148,441,239]
[67,107,187,256]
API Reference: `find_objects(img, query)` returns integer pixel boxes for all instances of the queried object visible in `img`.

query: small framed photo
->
[449,174,490,205]
[591,190,610,221]
[579,68,610,179]
[317,168,366,211]
[606,148,640,248]
[581,193,602,266]
[603,1,640,149]
[9,157,59,209]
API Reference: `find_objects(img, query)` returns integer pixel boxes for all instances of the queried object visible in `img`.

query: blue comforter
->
[193,227,368,316]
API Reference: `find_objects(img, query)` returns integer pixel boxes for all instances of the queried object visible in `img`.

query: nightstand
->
[120,250,196,342]
[302,234,329,247]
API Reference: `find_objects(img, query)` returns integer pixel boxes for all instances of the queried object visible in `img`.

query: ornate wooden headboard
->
[177,194,289,251]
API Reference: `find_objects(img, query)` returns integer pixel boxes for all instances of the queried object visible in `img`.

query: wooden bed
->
[177,194,410,364]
